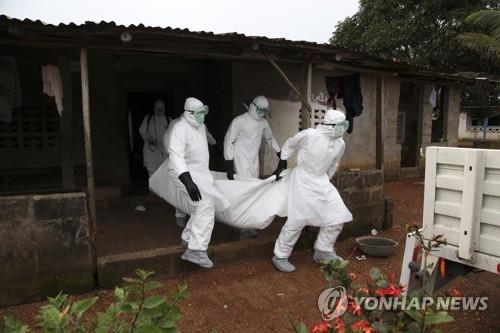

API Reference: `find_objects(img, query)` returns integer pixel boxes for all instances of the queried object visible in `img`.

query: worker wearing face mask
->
[163,114,218,228]
[224,95,281,239]
[165,97,229,268]
[271,109,353,273]
[139,99,169,176]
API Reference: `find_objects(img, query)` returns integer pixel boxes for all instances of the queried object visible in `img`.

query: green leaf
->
[71,296,98,320]
[159,318,176,328]
[47,292,68,310]
[424,311,455,325]
[371,322,389,333]
[369,267,381,280]
[376,279,388,288]
[295,322,309,333]
[136,326,163,333]
[135,269,155,281]
[143,296,167,309]
[3,315,30,333]
[114,287,126,300]
[404,309,423,322]
[144,281,163,292]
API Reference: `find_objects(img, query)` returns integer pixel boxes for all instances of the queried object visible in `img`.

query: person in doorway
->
[271,109,353,273]
[139,99,169,176]
[223,95,281,239]
[165,97,229,268]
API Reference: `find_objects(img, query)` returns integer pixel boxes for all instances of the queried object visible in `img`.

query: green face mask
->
[187,105,209,125]
[256,109,269,118]
[333,120,349,136]
[252,102,269,118]
[194,112,205,125]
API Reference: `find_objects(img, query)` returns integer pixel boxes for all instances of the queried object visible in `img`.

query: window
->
[0,105,60,150]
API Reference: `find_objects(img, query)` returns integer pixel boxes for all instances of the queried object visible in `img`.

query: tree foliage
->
[458,10,500,65]
[331,0,500,74]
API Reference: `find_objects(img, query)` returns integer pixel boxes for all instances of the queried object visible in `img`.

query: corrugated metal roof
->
[0,14,406,62]
[1,14,496,83]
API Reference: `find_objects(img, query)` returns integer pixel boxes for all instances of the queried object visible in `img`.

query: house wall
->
[231,61,304,174]
[0,192,94,307]
[310,69,378,170]
[382,77,402,179]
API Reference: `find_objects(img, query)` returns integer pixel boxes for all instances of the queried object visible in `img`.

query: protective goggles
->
[252,102,270,117]
[186,104,209,115]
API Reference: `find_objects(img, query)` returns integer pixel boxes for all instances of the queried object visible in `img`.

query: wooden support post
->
[265,54,313,118]
[58,52,75,189]
[300,63,312,129]
[376,75,384,170]
[80,48,98,282]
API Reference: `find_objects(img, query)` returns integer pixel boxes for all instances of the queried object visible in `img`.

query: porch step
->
[97,235,277,287]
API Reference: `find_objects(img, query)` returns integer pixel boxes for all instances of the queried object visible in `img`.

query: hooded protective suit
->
[274,110,352,260]
[139,100,169,175]
[224,96,280,179]
[161,97,229,252]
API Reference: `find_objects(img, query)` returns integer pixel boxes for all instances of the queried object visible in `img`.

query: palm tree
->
[458,10,500,64]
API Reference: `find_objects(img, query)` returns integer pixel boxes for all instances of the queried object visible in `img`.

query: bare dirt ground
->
[1,178,499,332]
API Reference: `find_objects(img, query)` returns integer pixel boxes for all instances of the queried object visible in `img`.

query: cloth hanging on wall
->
[41,64,64,116]
[0,56,22,123]
[429,86,437,108]
[325,73,363,133]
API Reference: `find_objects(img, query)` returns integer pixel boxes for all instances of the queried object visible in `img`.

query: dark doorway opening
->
[127,91,173,183]
[399,82,422,168]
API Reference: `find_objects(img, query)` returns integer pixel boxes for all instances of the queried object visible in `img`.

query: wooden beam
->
[58,52,75,189]
[80,48,98,283]
[265,54,313,116]
[376,75,384,170]
[300,63,312,129]
[315,62,399,77]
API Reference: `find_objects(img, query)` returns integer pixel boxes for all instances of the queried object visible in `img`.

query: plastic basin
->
[355,236,398,257]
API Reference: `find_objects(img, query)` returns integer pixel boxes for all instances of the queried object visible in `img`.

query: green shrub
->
[2,269,187,333]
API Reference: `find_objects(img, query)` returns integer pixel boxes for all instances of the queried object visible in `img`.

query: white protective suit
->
[151,98,229,251]
[139,101,169,176]
[274,110,353,259]
[162,117,218,221]
[224,96,280,179]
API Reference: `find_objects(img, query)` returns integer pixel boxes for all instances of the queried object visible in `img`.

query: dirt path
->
[1,179,499,332]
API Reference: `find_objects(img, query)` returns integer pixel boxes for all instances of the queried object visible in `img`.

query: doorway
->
[399,82,422,167]
[127,91,173,183]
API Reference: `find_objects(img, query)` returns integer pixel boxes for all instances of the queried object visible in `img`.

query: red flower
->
[347,300,362,316]
[374,284,402,297]
[357,287,370,295]
[449,288,464,297]
[311,321,330,333]
[349,272,357,281]
[333,318,346,333]
[351,319,372,333]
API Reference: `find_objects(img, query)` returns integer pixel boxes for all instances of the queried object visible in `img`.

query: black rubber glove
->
[274,159,287,180]
[276,151,281,159]
[226,160,235,180]
[178,172,202,201]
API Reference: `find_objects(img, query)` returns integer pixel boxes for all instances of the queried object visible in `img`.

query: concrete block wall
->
[446,86,461,147]
[333,170,385,238]
[0,192,94,307]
